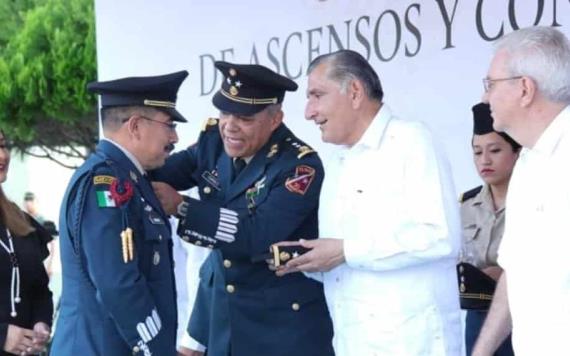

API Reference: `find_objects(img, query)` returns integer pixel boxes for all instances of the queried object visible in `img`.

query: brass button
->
[292,302,300,311]
[226,284,235,293]
[182,235,190,242]
[203,186,212,194]
[195,241,202,246]
[207,244,214,249]
[223,259,232,268]
[133,345,140,353]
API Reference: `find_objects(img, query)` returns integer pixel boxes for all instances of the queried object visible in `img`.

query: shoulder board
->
[201,117,219,132]
[459,185,483,203]
[283,137,316,159]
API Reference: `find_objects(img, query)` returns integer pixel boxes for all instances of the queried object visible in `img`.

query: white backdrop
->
[94,0,570,193]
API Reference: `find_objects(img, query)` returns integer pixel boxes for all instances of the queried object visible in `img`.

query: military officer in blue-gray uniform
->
[152,61,334,356]
[51,71,189,355]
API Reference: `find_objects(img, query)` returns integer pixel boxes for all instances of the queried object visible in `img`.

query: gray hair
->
[101,106,161,131]
[264,103,282,117]
[307,50,383,102]
[495,26,570,104]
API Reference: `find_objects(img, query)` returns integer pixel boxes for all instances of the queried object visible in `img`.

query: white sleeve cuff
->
[179,331,206,352]
[343,237,378,270]
[303,271,324,283]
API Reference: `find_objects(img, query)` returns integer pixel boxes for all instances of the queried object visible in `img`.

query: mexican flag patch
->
[96,190,116,208]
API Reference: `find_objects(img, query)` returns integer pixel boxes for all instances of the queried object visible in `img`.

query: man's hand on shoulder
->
[275,238,345,276]
[151,182,182,215]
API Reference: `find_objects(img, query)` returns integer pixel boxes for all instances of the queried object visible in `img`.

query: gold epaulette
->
[297,145,315,159]
[201,117,219,132]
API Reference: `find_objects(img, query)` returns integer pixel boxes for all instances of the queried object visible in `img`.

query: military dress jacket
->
[51,140,177,356]
[153,120,334,356]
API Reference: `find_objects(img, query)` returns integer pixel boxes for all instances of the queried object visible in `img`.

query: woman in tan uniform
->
[459,103,520,356]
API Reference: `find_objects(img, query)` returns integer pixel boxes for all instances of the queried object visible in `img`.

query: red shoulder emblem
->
[110,179,134,206]
[285,165,316,195]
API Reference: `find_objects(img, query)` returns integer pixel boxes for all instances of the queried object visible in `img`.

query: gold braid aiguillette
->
[121,230,128,263]
[126,227,134,262]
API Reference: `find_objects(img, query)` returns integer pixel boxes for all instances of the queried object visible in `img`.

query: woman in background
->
[0,131,53,356]
[459,103,521,356]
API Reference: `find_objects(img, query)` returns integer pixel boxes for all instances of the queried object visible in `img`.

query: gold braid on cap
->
[220,89,278,105]
[143,99,176,108]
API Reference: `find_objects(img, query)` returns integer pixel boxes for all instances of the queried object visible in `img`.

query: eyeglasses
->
[482,76,523,92]
[139,116,177,131]
[123,115,177,131]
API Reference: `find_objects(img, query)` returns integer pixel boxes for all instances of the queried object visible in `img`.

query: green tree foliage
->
[0,0,97,167]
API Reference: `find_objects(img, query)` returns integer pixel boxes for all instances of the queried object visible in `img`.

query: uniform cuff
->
[177,197,238,248]
[179,331,206,352]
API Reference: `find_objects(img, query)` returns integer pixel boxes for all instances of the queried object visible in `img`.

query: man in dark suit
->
[152,61,334,356]
[52,71,188,355]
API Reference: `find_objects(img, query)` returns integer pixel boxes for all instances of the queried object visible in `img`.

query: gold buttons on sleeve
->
[132,345,140,354]
[203,186,212,194]
[226,284,235,293]
[292,303,300,311]
[223,259,232,268]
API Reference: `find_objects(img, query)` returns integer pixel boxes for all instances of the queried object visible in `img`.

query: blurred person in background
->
[22,193,44,224]
[0,131,53,356]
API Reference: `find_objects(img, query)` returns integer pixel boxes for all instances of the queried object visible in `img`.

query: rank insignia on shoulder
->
[459,185,483,203]
[251,244,311,267]
[267,144,279,158]
[201,117,219,131]
[297,145,314,159]
[285,165,315,195]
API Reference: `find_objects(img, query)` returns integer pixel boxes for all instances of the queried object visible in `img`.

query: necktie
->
[233,158,246,181]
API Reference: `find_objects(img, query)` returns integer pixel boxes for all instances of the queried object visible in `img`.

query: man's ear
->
[349,79,365,109]
[126,114,142,139]
[520,76,536,108]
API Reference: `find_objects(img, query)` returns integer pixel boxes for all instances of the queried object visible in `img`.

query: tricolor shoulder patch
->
[96,190,116,208]
[285,165,315,195]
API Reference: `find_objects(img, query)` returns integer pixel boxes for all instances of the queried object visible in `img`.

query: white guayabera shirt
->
[311,105,462,356]
[498,106,570,356]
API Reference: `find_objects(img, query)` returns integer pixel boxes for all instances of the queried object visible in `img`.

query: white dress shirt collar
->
[102,138,146,175]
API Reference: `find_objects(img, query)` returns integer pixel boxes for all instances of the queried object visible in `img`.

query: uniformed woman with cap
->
[459,103,520,356]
